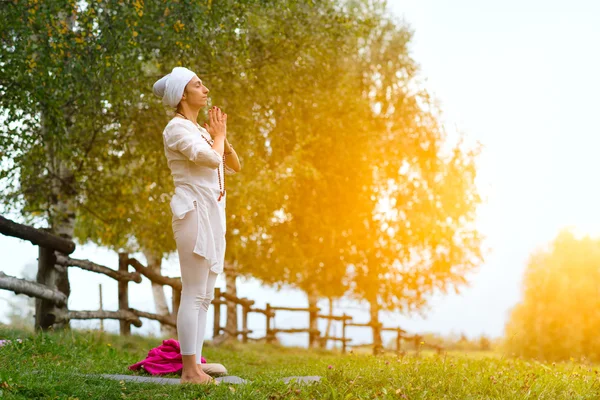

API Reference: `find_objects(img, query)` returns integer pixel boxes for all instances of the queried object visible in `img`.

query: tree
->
[505,229,600,362]
[1,0,152,330]
[230,1,483,352]
[336,7,483,353]
[222,0,382,347]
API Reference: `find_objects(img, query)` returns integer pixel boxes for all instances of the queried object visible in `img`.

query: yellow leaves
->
[163,7,170,17]
[173,20,185,33]
[75,36,85,44]
[116,205,127,217]
[59,21,69,35]
[132,31,138,38]
[133,0,144,17]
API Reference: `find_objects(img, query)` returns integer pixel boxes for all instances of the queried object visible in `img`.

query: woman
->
[152,66,241,385]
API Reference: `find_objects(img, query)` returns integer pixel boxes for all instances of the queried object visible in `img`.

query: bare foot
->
[199,370,220,385]
[180,372,219,385]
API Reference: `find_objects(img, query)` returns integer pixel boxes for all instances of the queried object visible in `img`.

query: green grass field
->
[1,325,600,399]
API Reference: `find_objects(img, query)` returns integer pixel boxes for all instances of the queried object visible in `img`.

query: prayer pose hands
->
[204,106,227,139]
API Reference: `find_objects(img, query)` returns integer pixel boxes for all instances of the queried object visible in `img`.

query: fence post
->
[118,252,130,336]
[99,283,104,332]
[395,328,401,357]
[308,306,317,348]
[242,304,249,344]
[372,322,383,356]
[172,287,181,322]
[35,245,70,331]
[265,303,273,344]
[414,335,421,357]
[242,304,245,343]
[213,287,221,337]
[342,313,348,354]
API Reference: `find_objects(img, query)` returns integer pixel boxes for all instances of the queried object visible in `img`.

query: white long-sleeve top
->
[162,117,236,274]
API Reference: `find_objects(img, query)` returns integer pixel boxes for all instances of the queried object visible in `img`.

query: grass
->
[2,325,600,399]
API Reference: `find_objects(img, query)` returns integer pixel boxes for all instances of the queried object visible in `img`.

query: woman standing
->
[153,66,241,385]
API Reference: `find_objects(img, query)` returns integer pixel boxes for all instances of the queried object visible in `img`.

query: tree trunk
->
[35,160,76,332]
[307,282,319,348]
[143,248,175,338]
[224,261,238,341]
[319,296,334,349]
[368,296,383,355]
[34,7,77,333]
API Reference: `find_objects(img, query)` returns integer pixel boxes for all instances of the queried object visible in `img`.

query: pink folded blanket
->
[128,338,206,375]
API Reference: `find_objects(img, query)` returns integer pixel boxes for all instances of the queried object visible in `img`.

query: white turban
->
[152,67,197,108]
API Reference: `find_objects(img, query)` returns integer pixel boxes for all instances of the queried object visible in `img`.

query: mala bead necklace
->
[176,112,226,201]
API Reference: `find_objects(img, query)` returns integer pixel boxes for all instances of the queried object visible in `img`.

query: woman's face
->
[182,76,209,108]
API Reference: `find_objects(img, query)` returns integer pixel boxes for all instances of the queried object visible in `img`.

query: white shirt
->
[162,117,236,274]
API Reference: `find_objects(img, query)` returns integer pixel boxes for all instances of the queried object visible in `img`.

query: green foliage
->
[1,0,483,317]
[0,0,150,229]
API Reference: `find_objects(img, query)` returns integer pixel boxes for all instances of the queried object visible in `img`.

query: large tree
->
[341,10,483,352]
[210,0,381,347]
[0,0,151,329]
[232,1,483,351]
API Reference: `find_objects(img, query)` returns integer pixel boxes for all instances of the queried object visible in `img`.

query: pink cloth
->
[128,338,206,375]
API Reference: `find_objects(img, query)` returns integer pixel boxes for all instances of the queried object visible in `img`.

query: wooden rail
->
[0,215,443,356]
[0,216,75,255]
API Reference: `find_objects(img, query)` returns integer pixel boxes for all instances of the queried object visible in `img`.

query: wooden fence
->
[0,215,442,356]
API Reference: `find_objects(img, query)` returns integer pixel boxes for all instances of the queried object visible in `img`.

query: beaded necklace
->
[176,112,225,201]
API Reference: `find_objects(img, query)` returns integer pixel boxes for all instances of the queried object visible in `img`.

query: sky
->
[2,0,600,347]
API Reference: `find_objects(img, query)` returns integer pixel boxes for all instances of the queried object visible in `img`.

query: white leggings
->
[172,201,218,364]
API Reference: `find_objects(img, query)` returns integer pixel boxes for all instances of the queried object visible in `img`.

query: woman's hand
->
[204,106,227,139]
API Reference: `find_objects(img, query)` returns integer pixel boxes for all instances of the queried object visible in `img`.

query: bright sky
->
[2,0,600,347]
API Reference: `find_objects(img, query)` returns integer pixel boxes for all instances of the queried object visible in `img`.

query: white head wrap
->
[152,67,197,108]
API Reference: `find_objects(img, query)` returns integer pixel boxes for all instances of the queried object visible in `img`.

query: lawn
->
[1,325,599,399]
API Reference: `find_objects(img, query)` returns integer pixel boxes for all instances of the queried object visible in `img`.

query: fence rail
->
[0,214,442,356]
